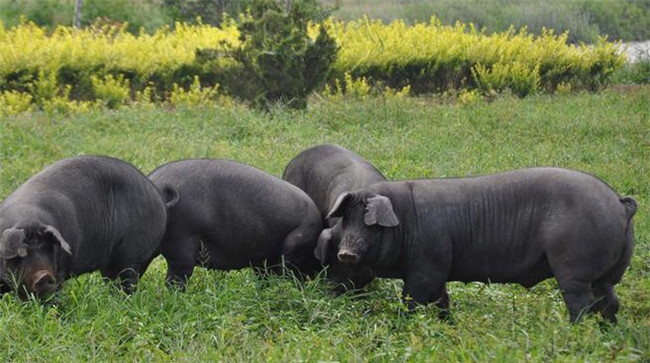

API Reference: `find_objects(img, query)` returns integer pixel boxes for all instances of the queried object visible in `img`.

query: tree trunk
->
[74,0,83,28]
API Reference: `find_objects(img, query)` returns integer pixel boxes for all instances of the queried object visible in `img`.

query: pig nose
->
[32,271,56,295]
[337,250,360,264]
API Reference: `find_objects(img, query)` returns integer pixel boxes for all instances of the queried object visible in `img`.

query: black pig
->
[148,158,323,289]
[0,156,167,298]
[282,144,386,292]
[328,168,636,323]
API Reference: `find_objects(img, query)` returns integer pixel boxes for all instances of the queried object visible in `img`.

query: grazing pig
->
[148,158,323,289]
[283,144,386,292]
[327,167,636,323]
[0,156,167,298]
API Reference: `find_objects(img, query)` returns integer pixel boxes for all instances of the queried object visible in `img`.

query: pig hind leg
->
[546,223,618,322]
[592,230,633,324]
[281,227,320,277]
[550,250,597,322]
[555,278,594,323]
[161,234,201,291]
[590,253,630,324]
[590,283,619,324]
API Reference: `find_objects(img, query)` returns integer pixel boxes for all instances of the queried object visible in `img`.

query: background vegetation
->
[0,17,626,112]
[1,0,649,43]
[323,0,650,44]
[1,0,648,112]
[0,0,648,360]
[1,86,649,362]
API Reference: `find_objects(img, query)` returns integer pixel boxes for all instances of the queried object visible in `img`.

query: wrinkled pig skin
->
[329,167,636,323]
[0,155,167,298]
[148,158,323,290]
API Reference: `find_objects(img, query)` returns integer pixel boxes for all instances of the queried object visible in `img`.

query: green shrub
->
[225,0,338,109]
[611,56,650,85]
[0,90,33,116]
[91,74,131,109]
[331,19,624,96]
[31,70,59,108]
[472,62,541,97]
[0,17,626,113]
[168,75,231,107]
[0,0,72,30]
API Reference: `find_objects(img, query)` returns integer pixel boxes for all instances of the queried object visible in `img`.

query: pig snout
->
[31,270,57,296]
[337,249,360,264]
[337,236,366,264]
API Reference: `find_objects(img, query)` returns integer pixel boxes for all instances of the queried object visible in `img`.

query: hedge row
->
[0,17,625,112]
[331,18,625,95]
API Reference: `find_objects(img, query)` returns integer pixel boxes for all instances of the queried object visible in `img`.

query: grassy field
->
[0,86,649,361]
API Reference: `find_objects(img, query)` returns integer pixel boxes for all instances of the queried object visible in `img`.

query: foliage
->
[0,16,627,111]
[163,0,253,27]
[2,0,648,44]
[225,0,338,109]
[611,49,650,84]
[0,90,32,116]
[322,0,650,43]
[331,18,624,95]
[168,75,232,107]
[0,87,649,361]
[0,0,167,34]
[0,20,240,109]
[583,0,650,42]
[91,74,131,109]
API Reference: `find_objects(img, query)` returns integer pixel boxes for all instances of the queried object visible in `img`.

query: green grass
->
[1,87,649,361]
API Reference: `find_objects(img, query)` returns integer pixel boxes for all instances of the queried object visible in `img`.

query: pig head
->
[0,223,72,298]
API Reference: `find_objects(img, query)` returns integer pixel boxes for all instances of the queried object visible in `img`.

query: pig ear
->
[314,228,333,265]
[326,192,354,219]
[364,195,399,227]
[0,228,27,259]
[42,225,72,255]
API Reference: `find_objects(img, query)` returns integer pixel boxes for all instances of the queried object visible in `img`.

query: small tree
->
[231,0,338,109]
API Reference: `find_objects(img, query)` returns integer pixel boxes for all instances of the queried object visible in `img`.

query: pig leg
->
[402,272,450,319]
[281,227,320,277]
[556,278,594,322]
[590,247,631,324]
[162,234,200,291]
[547,233,601,322]
[591,283,619,324]
[100,260,142,294]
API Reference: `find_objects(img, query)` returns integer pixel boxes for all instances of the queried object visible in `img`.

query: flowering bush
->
[330,18,624,95]
[0,16,625,113]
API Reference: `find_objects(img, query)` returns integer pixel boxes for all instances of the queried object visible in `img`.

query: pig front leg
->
[402,270,450,320]
[100,262,141,294]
